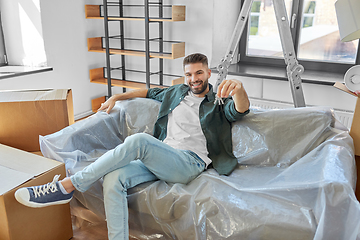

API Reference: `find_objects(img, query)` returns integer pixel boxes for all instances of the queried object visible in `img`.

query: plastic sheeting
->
[40,98,360,239]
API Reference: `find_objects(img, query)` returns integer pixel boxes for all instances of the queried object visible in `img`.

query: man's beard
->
[190,79,208,95]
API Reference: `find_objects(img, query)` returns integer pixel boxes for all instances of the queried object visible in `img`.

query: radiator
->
[249,98,354,130]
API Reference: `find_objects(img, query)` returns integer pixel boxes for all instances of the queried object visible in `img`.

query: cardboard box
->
[0,89,74,152]
[334,82,360,156]
[0,143,73,240]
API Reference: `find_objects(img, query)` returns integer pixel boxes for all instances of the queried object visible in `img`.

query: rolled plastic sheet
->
[40,98,360,239]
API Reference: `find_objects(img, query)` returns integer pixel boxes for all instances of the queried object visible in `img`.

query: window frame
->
[238,0,360,74]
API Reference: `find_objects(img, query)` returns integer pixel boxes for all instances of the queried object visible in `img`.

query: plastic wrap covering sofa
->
[39,98,360,240]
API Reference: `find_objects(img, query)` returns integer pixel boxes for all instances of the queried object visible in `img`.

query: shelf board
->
[85,5,185,22]
[91,96,106,113]
[171,76,184,86]
[89,68,184,89]
[91,77,168,89]
[89,67,166,89]
[88,37,185,59]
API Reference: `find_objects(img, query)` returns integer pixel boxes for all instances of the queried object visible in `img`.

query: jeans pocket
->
[185,151,205,166]
[183,151,205,182]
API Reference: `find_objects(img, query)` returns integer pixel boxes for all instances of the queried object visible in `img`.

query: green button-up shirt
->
[146,84,249,175]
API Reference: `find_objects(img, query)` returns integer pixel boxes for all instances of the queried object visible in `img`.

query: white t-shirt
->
[163,91,212,167]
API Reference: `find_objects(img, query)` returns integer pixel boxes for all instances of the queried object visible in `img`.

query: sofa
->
[40,97,360,239]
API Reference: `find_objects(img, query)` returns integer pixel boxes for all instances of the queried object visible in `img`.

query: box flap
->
[0,165,34,195]
[334,82,359,97]
[0,144,62,195]
[0,89,68,103]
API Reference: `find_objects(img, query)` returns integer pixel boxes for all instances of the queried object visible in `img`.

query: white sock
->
[58,181,71,194]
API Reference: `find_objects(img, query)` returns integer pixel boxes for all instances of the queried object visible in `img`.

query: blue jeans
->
[70,133,206,240]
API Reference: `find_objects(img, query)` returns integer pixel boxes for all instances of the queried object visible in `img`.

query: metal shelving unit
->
[85,0,185,103]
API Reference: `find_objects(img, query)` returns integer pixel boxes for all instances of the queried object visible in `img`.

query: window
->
[239,0,359,73]
[0,0,47,67]
[302,1,315,28]
[0,0,52,80]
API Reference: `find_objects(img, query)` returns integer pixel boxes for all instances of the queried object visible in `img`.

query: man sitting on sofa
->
[15,53,250,240]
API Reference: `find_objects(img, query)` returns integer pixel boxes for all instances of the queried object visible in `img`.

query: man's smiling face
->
[184,62,211,98]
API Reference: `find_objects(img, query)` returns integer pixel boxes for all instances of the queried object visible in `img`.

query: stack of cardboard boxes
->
[0,89,74,240]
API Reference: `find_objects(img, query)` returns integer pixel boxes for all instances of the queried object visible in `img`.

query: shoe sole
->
[15,191,72,208]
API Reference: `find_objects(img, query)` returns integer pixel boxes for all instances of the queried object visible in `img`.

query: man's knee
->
[124,132,154,147]
[103,170,126,194]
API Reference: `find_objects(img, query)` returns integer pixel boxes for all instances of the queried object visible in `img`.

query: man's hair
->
[183,53,208,69]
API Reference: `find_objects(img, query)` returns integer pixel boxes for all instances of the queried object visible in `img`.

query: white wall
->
[0,0,357,118]
[210,0,241,68]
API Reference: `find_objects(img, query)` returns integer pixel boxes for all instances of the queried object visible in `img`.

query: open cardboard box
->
[0,89,74,152]
[0,143,73,240]
[334,82,360,200]
[0,89,74,239]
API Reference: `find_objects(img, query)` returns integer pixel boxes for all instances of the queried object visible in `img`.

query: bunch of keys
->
[214,95,224,105]
[214,76,224,105]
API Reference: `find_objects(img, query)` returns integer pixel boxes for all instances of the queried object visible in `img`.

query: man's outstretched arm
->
[98,89,148,114]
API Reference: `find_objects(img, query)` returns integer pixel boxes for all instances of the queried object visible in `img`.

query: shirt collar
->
[205,84,215,102]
